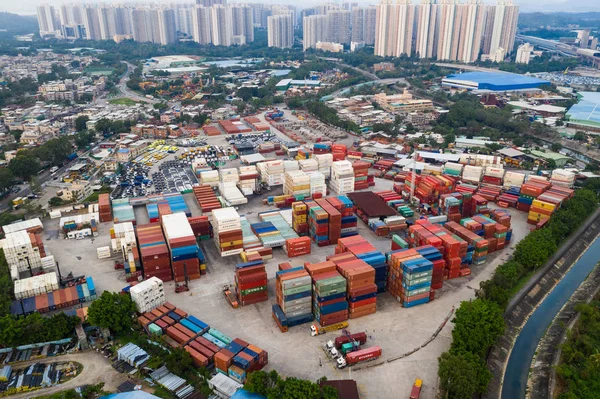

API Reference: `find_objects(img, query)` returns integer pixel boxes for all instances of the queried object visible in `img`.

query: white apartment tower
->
[192,6,212,45]
[515,42,534,64]
[303,15,328,51]
[328,10,352,44]
[82,6,102,40]
[211,5,232,46]
[375,0,415,57]
[158,9,177,45]
[268,14,294,48]
[37,5,60,35]
[231,5,254,44]
[488,0,519,58]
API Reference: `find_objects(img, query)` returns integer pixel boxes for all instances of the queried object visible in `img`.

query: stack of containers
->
[445,221,489,266]
[166,195,190,217]
[193,185,222,213]
[550,169,576,188]
[315,154,333,178]
[272,266,314,332]
[299,158,319,174]
[517,178,551,212]
[416,222,465,282]
[305,200,329,246]
[251,221,285,248]
[305,261,349,327]
[352,161,370,191]
[528,199,556,225]
[284,170,311,199]
[219,182,248,205]
[331,144,347,161]
[329,255,377,318]
[295,148,312,160]
[257,160,285,186]
[220,168,239,185]
[330,161,355,195]
[482,166,505,186]
[291,201,308,236]
[200,170,220,187]
[259,210,298,243]
[283,160,299,172]
[503,171,526,190]
[240,217,262,250]
[188,216,212,241]
[98,193,112,222]
[326,196,357,238]
[307,172,327,197]
[315,198,342,245]
[147,204,160,223]
[313,142,331,154]
[471,195,489,215]
[336,236,388,293]
[113,222,141,277]
[130,277,166,313]
[462,165,483,184]
[112,199,136,224]
[136,223,172,282]
[158,203,171,221]
[0,230,46,273]
[238,166,259,195]
[235,261,268,306]
[443,162,463,177]
[387,246,437,307]
[212,207,244,257]
[162,213,201,282]
[13,273,59,300]
[284,237,311,257]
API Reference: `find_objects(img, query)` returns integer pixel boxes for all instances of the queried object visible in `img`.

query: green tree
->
[9,130,23,142]
[551,142,563,152]
[8,155,40,180]
[514,227,557,269]
[165,348,194,377]
[450,299,505,357]
[29,176,42,195]
[574,131,587,141]
[87,291,135,334]
[438,351,491,398]
[48,197,65,207]
[0,169,14,193]
[444,133,456,148]
[75,115,90,132]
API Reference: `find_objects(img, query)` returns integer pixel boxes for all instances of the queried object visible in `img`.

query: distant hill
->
[519,11,600,29]
[0,12,38,35]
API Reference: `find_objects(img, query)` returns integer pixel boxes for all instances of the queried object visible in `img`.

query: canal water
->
[502,235,600,399]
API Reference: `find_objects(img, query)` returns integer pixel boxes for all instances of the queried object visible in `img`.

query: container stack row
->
[13,272,59,300]
[291,201,308,236]
[257,160,284,186]
[98,193,112,222]
[272,265,313,332]
[352,161,370,191]
[284,170,310,199]
[136,223,172,282]
[162,213,201,282]
[188,216,212,241]
[238,166,259,195]
[235,261,268,306]
[192,185,222,213]
[387,247,437,308]
[284,237,311,258]
[212,207,243,257]
[444,221,489,266]
[336,236,388,293]
[0,230,47,273]
[315,153,333,178]
[305,261,349,327]
[199,170,220,187]
[329,160,355,195]
[328,254,377,319]
[130,277,166,313]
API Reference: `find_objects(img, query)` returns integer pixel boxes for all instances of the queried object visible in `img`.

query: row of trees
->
[438,183,600,398]
[306,101,361,134]
[244,370,339,399]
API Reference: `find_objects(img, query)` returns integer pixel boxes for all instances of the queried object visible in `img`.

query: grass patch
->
[108,98,139,106]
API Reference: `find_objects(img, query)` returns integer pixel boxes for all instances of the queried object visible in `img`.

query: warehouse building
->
[442,72,551,94]
[566,91,600,131]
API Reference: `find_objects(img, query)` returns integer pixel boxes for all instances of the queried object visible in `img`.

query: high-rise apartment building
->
[158,9,177,45]
[37,5,60,35]
[211,5,232,46]
[328,10,351,44]
[515,42,534,64]
[196,0,227,6]
[487,0,519,60]
[268,14,294,48]
[191,6,212,44]
[363,6,377,45]
[231,5,254,44]
[351,8,365,43]
[82,6,102,41]
[375,0,415,57]
[303,15,328,51]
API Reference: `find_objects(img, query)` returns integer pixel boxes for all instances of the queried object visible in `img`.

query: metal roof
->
[497,148,525,158]
[417,151,461,162]
[443,72,550,91]
[101,392,160,399]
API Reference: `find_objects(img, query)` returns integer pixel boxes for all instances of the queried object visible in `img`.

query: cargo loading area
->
[31,179,530,399]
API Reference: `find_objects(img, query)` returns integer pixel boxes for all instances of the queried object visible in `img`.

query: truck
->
[310,321,349,336]
[336,346,382,369]
[326,331,367,358]
[410,379,422,399]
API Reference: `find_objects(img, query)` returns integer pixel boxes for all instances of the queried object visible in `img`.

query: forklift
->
[175,263,190,293]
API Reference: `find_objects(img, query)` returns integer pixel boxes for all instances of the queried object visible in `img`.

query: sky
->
[3,0,600,16]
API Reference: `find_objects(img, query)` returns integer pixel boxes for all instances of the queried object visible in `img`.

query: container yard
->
[19,110,572,399]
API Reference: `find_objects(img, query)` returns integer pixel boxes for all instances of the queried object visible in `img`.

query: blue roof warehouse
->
[442,72,551,93]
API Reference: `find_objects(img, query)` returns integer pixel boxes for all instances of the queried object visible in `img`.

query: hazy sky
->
[3,0,600,16]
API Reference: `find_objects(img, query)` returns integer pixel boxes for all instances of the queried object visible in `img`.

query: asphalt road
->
[117,62,159,104]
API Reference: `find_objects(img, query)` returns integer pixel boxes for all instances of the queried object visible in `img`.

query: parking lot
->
[38,173,531,399]
[151,160,198,194]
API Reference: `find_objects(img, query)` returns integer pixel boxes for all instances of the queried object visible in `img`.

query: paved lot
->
[40,173,530,399]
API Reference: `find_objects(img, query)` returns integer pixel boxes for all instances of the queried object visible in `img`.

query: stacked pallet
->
[328,255,377,319]
[200,170,220,187]
[238,166,259,195]
[292,201,308,236]
[188,216,212,241]
[387,246,438,308]
[0,230,47,273]
[284,170,311,199]
[284,237,311,257]
[137,223,172,282]
[352,161,370,190]
[212,207,243,257]
[330,160,355,195]
[315,153,333,178]
[272,266,314,332]
[235,261,268,306]
[257,160,284,186]
[336,236,388,293]
[305,261,349,327]
[308,172,326,197]
[192,185,222,213]
[98,193,112,222]
[130,277,166,313]
[162,213,201,282]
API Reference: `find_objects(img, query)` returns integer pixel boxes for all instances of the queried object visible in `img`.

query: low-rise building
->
[374,62,395,72]
[315,42,344,53]
[373,90,434,113]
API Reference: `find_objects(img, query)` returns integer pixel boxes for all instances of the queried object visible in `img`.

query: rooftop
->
[530,149,571,161]
[497,148,525,158]
[567,91,600,128]
[443,72,550,91]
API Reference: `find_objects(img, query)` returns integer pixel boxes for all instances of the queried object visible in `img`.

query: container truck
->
[310,321,348,336]
[410,379,422,399]
[336,346,382,369]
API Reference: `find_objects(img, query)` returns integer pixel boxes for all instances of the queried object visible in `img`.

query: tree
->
[165,348,194,377]
[551,142,563,152]
[87,291,135,334]
[75,115,90,132]
[48,197,65,207]
[0,169,14,193]
[94,119,112,134]
[9,130,23,142]
[438,351,491,398]
[514,227,558,269]
[8,155,40,180]
[29,176,42,195]
[574,131,587,141]
[244,370,338,399]
[444,133,456,148]
[450,299,505,357]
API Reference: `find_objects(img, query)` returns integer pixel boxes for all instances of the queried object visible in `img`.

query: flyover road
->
[8,351,129,399]
[112,61,159,105]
